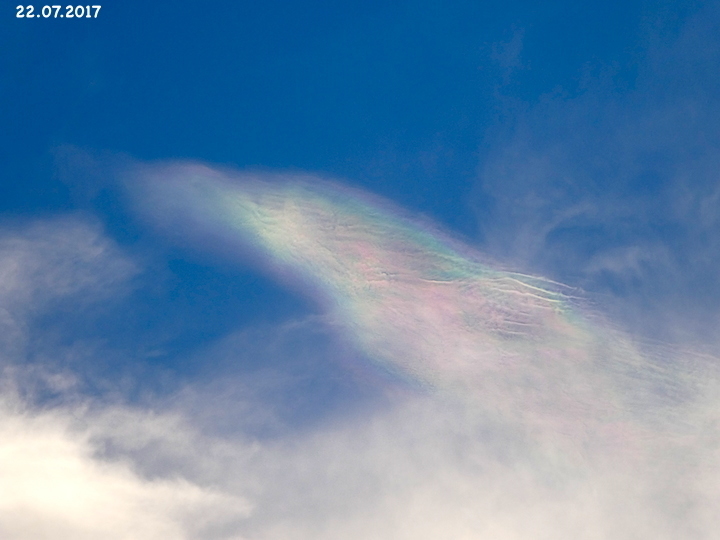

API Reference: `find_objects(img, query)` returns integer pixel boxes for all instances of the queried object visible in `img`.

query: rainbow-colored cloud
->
[126,162,717,460]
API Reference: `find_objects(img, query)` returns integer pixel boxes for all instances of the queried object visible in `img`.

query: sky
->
[1,1,720,538]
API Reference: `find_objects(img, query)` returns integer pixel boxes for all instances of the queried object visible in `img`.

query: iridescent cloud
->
[125,162,717,461]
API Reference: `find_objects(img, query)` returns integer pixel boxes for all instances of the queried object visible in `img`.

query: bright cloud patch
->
[0,398,251,540]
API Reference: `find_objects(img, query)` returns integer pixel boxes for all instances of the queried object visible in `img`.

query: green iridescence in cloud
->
[130,162,713,458]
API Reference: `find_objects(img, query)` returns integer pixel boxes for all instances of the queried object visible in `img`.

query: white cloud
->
[0,217,251,539]
[2,373,720,540]
[0,216,138,363]
[0,216,136,310]
[0,397,251,540]
[0,179,718,538]
[79,391,720,540]
[0,214,261,539]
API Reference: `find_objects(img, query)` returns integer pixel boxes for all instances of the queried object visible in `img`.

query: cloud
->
[4,5,719,537]
[0,396,251,540]
[2,373,719,539]
[110,158,720,539]
[63,389,720,540]
[0,217,135,308]
[0,217,253,539]
[5,142,720,538]
[491,27,525,83]
[0,216,137,361]
[475,1,720,343]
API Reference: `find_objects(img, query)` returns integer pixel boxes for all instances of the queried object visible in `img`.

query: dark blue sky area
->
[3,0,651,223]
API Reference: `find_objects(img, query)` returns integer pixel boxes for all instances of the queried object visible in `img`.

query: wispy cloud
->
[476,2,720,343]
[0,216,137,364]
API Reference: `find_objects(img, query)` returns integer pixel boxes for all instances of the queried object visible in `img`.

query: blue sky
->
[2,1,720,538]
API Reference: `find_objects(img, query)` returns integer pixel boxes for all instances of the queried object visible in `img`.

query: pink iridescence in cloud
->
[127,162,711,456]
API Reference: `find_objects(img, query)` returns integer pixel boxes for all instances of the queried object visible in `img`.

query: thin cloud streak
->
[476,1,720,343]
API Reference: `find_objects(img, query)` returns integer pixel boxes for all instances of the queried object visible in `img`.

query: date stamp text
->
[16,5,101,18]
